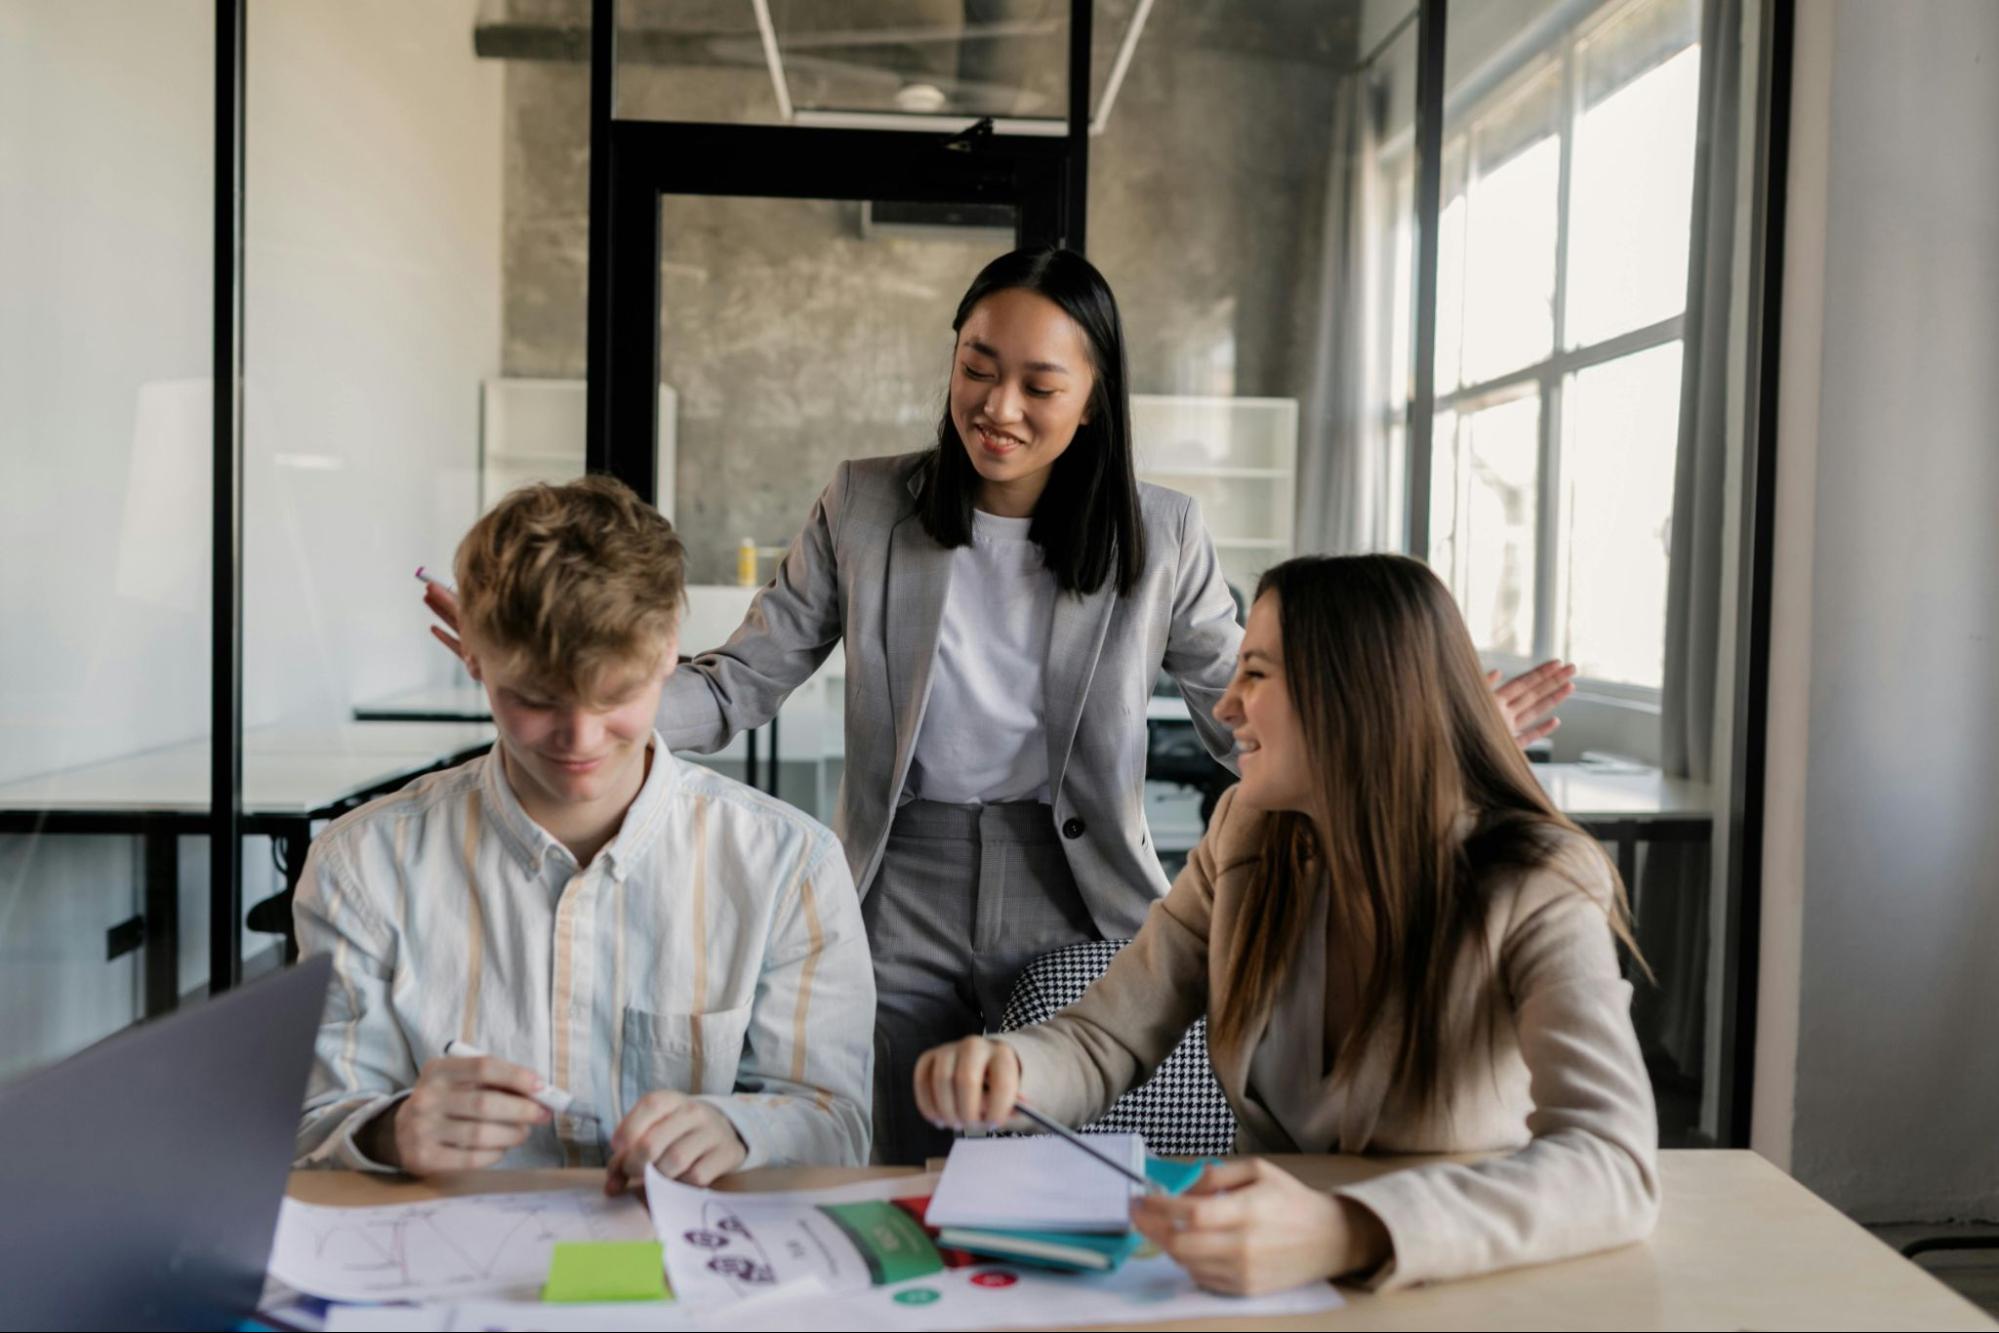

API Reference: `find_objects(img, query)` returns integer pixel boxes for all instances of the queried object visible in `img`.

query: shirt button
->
[1062,817,1086,840]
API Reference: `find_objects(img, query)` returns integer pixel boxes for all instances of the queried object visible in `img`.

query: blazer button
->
[1062,817,1086,840]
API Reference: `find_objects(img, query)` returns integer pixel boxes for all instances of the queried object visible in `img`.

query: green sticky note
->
[541,1240,669,1303]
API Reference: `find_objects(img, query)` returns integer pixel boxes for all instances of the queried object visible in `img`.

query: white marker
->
[415,566,455,593]
[443,1040,586,1119]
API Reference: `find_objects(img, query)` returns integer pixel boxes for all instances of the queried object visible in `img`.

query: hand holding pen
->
[911,1035,1163,1195]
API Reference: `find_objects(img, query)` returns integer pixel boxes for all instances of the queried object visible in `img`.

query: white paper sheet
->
[269,1189,654,1303]
[924,1134,1145,1231]
[325,1299,702,1332]
[643,1165,907,1310]
[327,1255,1345,1333]
[706,1252,1345,1332]
[640,1164,1344,1331]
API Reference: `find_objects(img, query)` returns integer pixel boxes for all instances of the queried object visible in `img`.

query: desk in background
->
[286,1150,1995,1330]
[0,722,493,1018]
[1534,760,1713,891]
[1144,689,1715,879]
[357,585,800,796]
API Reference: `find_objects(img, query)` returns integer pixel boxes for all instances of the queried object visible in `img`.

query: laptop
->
[0,954,331,1331]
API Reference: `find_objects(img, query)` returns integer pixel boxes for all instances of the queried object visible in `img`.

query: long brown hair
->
[1211,554,1643,1110]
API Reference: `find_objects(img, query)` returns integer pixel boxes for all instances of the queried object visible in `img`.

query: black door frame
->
[580,0,1093,498]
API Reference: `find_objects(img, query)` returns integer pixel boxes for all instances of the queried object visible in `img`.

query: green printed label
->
[817,1201,946,1286]
[894,1287,942,1305]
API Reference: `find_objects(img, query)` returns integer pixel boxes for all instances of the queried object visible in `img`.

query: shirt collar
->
[598,734,679,881]
[477,733,679,881]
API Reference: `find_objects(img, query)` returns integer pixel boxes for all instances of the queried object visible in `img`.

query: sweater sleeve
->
[1334,850,1661,1289]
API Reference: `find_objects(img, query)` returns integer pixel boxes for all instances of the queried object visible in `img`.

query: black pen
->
[1011,1097,1164,1196]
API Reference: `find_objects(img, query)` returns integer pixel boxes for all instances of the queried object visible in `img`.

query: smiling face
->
[1215,590,1315,815]
[948,286,1098,516]
[466,632,673,819]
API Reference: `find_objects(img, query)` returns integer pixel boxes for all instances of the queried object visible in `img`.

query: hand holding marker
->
[444,1040,593,1124]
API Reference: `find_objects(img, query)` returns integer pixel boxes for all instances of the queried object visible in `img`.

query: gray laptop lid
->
[0,954,331,1331]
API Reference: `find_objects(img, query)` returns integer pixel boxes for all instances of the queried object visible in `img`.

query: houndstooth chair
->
[999,939,1236,1156]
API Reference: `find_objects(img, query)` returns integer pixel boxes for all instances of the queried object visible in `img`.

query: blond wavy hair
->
[454,476,685,701]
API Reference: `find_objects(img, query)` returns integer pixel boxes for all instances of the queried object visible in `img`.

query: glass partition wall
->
[0,1,215,1075]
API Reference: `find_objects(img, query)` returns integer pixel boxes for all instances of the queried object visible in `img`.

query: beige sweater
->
[997,786,1660,1289]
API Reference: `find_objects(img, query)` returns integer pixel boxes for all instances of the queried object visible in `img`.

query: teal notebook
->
[935,1156,1214,1274]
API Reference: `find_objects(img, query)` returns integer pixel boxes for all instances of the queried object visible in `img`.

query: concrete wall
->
[1758,0,1999,1221]
[0,0,501,1078]
[498,8,1354,583]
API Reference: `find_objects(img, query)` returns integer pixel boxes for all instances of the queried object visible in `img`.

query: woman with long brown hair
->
[913,553,1658,1292]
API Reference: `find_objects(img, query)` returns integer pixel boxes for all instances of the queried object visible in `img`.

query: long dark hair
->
[1211,555,1646,1111]
[915,248,1146,597]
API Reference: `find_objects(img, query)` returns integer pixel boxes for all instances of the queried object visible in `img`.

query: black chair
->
[999,939,1236,1157]
[1901,1234,1999,1260]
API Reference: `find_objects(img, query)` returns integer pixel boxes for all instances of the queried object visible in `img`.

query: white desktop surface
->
[1533,762,1712,821]
[349,682,492,721]
[0,722,494,816]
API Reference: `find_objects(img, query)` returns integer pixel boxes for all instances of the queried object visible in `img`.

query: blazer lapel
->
[1210,992,1298,1152]
[884,510,955,773]
[1042,582,1118,799]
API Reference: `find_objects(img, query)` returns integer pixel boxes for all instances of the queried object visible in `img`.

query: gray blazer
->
[658,451,1243,938]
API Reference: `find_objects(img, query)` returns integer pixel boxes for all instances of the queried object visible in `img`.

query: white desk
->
[0,721,495,1017]
[286,1151,1995,1330]
[1532,761,1714,889]
[1534,761,1712,822]
[349,683,491,724]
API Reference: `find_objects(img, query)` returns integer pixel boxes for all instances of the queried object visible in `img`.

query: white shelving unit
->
[479,378,678,520]
[1131,395,1296,864]
[1131,394,1299,595]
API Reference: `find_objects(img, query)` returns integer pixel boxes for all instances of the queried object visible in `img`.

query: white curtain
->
[1295,66,1393,556]
[1634,0,1744,1090]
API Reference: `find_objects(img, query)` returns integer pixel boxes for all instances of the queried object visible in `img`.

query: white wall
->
[0,1,501,1078]
[1757,0,1999,1220]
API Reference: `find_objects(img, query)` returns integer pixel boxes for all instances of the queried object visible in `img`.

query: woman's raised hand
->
[913,1035,1030,1132]
[423,580,468,664]
[1489,660,1577,747]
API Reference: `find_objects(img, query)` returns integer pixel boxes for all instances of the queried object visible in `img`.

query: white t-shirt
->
[906,509,1057,806]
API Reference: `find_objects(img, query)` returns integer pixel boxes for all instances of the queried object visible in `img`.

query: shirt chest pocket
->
[619,1004,753,1108]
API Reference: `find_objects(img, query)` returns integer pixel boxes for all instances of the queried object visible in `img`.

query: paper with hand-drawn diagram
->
[269,1189,655,1303]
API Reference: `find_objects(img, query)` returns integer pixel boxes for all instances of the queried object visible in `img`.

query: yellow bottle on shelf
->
[736,537,758,587]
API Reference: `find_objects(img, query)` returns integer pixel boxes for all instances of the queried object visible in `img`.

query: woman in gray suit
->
[428,248,1572,1163]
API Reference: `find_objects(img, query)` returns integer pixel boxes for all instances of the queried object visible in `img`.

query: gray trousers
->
[864,799,1099,1166]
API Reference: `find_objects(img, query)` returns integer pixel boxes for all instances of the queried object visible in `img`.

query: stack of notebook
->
[923,1135,1206,1273]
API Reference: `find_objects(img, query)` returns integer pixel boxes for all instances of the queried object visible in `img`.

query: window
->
[1386,0,1702,693]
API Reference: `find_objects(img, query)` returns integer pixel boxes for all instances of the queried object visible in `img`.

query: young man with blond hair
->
[294,477,873,1187]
